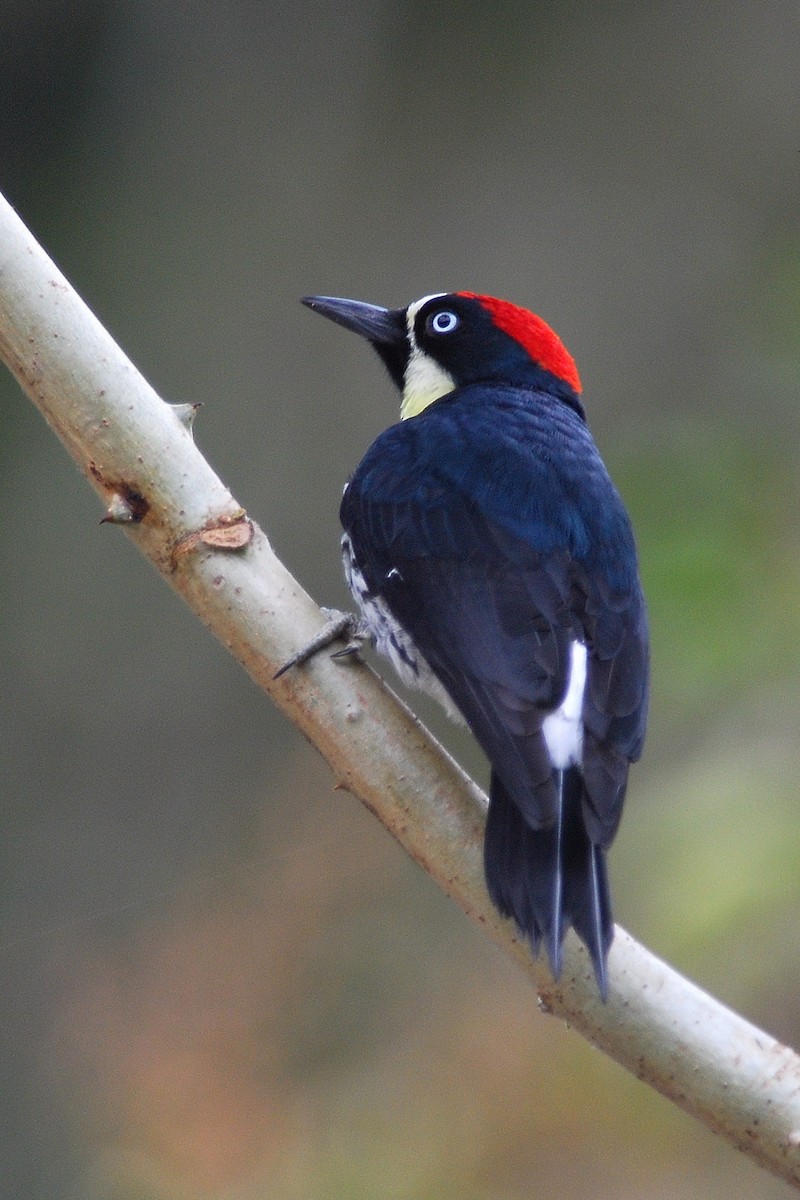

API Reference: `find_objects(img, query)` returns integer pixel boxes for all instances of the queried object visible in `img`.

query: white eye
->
[428,310,459,335]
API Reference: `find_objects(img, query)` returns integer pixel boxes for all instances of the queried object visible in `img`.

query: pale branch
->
[1,190,799,1189]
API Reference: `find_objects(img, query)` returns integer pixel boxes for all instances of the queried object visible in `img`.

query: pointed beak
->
[301,295,405,347]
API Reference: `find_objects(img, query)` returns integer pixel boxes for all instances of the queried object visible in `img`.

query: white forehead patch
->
[401,294,457,420]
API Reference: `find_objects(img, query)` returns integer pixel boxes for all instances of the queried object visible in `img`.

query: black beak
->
[301,295,405,347]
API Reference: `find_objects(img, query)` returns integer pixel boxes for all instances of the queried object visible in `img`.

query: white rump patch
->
[542,641,587,769]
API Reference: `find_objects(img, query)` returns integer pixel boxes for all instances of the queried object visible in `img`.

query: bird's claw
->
[274,608,369,679]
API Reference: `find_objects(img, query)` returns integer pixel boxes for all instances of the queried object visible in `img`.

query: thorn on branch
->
[171,402,203,435]
[99,486,149,524]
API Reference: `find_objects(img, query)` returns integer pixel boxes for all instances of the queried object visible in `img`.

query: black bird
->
[300,291,649,996]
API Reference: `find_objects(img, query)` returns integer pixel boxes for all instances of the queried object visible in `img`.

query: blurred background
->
[2,2,800,1197]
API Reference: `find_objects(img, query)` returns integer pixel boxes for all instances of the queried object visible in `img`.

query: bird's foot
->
[274,608,370,679]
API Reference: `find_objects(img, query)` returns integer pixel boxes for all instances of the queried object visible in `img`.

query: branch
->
[2,190,799,1189]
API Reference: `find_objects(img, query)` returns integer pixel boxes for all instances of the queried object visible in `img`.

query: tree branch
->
[2,190,799,1189]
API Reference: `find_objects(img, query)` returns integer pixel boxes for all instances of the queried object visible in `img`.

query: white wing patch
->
[542,640,587,769]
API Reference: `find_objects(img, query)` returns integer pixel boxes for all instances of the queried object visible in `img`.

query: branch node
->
[169,510,254,569]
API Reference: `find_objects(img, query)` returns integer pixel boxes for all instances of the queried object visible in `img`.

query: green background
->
[2,2,800,1197]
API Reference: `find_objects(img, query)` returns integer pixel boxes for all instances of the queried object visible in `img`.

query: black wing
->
[342,478,647,839]
[340,394,649,988]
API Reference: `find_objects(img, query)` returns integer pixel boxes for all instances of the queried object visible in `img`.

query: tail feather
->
[484,767,613,997]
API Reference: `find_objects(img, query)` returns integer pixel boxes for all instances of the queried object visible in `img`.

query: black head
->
[302,292,583,419]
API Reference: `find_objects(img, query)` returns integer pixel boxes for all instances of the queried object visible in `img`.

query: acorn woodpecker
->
[300,291,649,997]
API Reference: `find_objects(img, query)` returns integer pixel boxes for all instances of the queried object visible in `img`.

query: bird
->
[296,290,649,997]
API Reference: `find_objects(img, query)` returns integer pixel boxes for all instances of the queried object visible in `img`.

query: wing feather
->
[340,388,649,981]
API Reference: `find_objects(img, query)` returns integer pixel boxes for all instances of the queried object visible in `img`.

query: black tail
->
[483,767,613,998]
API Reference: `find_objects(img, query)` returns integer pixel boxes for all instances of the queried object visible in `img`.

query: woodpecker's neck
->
[400,295,456,420]
[401,350,456,419]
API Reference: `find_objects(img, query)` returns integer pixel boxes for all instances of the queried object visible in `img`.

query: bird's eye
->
[428,310,459,335]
